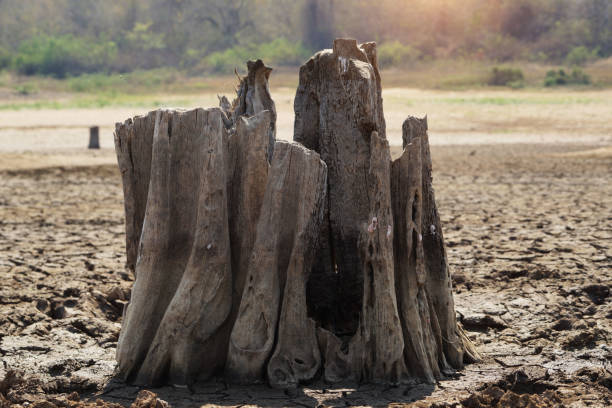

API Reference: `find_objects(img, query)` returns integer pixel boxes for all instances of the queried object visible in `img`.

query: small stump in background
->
[88,126,100,149]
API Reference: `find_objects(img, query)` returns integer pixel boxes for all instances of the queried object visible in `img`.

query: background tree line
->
[0,0,609,78]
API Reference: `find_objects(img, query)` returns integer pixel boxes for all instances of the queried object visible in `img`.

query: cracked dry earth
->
[1,143,611,407]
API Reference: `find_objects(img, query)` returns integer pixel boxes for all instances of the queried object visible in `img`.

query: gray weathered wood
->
[221,59,276,159]
[135,109,232,385]
[114,112,155,273]
[294,38,386,337]
[88,126,100,149]
[116,108,232,385]
[226,141,327,386]
[114,44,478,389]
[294,39,478,384]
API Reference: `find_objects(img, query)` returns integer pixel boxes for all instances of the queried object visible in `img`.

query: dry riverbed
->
[0,140,610,407]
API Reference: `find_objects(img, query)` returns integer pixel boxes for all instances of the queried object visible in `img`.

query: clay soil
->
[1,141,611,407]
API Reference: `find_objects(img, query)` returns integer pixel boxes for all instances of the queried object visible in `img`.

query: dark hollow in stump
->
[114,40,478,389]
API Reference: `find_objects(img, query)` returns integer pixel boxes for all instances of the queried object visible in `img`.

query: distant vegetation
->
[13,35,117,78]
[201,39,311,73]
[377,42,422,68]
[544,68,592,86]
[488,67,525,87]
[0,0,610,83]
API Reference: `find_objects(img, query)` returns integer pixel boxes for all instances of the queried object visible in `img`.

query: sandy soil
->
[2,88,612,153]
[1,138,610,406]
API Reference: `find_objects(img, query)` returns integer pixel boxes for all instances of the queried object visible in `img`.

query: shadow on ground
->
[97,376,436,407]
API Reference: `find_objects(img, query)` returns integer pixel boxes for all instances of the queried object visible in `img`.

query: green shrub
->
[67,69,178,93]
[544,69,565,86]
[488,66,524,86]
[257,38,311,66]
[204,47,251,73]
[13,35,117,78]
[203,38,310,73]
[568,68,591,85]
[377,41,421,68]
[119,22,167,70]
[127,69,178,88]
[14,83,38,95]
[544,68,591,86]
[67,73,122,92]
[0,47,11,70]
[565,46,599,66]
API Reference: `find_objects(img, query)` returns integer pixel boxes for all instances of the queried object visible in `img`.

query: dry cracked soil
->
[0,143,611,407]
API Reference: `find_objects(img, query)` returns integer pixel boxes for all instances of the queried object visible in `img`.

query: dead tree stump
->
[89,126,100,149]
[114,41,478,389]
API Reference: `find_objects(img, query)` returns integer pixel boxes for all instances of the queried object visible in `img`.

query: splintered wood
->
[114,39,478,389]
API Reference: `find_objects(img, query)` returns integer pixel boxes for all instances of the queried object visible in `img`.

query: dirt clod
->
[562,328,602,350]
[552,318,573,331]
[582,284,610,305]
[461,314,507,331]
[131,391,169,408]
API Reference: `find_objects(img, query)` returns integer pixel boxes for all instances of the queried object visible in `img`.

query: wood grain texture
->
[226,141,327,386]
[114,46,476,389]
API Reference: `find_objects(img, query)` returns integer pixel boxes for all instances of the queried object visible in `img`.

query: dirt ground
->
[1,133,610,407]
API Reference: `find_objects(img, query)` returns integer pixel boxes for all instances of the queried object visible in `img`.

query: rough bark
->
[114,112,155,273]
[294,39,478,384]
[221,59,276,159]
[114,61,328,387]
[391,117,439,382]
[115,60,276,379]
[226,141,327,387]
[216,62,277,369]
[115,108,232,385]
[317,132,407,383]
[134,109,232,385]
[295,38,386,337]
[218,111,271,356]
[114,41,478,389]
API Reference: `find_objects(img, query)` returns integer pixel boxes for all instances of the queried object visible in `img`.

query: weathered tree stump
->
[114,40,478,389]
[88,126,100,149]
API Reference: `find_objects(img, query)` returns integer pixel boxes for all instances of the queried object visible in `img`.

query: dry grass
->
[588,57,612,86]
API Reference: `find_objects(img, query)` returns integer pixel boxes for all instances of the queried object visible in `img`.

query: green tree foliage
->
[13,35,117,78]
[0,47,11,70]
[0,0,609,76]
[544,68,591,86]
[565,46,599,66]
[377,42,421,68]
[202,38,311,73]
